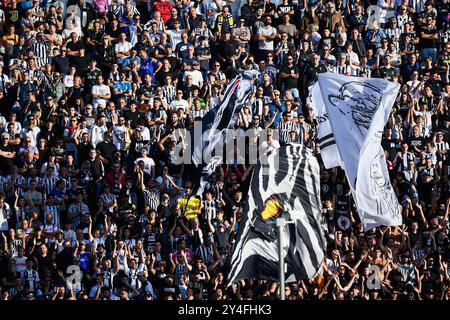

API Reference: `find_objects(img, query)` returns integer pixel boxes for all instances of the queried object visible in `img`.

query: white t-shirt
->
[260,139,280,154]
[169,98,189,112]
[134,157,156,176]
[114,41,132,55]
[183,70,203,87]
[91,124,108,148]
[138,127,151,141]
[0,202,11,231]
[257,26,276,51]
[166,29,185,51]
[91,84,111,109]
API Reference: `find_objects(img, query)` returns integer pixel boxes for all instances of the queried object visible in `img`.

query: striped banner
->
[228,143,326,285]
[191,70,258,196]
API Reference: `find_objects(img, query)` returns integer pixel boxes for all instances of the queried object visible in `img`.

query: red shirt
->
[154,1,173,22]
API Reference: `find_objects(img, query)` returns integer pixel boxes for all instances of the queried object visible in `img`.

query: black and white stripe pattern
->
[202,199,218,221]
[252,98,264,116]
[332,65,350,75]
[162,85,176,104]
[31,42,50,67]
[40,176,58,195]
[175,263,189,286]
[143,189,160,211]
[228,143,326,285]
[43,205,61,229]
[195,244,214,266]
[435,141,448,152]
[190,108,207,120]
[113,5,140,17]
[277,121,300,145]
[192,70,258,197]
[318,133,336,152]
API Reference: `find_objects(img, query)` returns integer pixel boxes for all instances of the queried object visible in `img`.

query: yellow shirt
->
[2,34,18,46]
[178,197,201,220]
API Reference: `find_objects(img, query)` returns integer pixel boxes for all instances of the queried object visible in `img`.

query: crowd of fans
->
[0,0,448,301]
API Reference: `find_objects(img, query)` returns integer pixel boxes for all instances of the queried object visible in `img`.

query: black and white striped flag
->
[228,143,326,285]
[191,70,258,196]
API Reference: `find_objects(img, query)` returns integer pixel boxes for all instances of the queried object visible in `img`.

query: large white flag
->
[309,82,342,169]
[317,72,402,230]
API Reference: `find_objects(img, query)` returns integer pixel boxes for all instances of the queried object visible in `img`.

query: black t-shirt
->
[106,27,121,41]
[304,64,327,88]
[83,68,102,91]
[124,110,141,127]
[65,186,87,205]
[86,31,103,51]
[408,230,424,247]
[280,65,299,89]
[379,66,398,79]
[419,27,437,49]
[52,56,70,75]
[66,40,87,69]
[277,4,295,14]
[96,142,117,167]
[215,229,230,254]
[77,142,93,167]
[195,47,210,71]
[0,144,15,172]
[382,138,398,161]
[264,3,277,16]
[407,136,426,152]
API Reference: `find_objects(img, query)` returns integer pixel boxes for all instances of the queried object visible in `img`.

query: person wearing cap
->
[137,271,155,299]
[418,1,437,26]
[183,58,203,89]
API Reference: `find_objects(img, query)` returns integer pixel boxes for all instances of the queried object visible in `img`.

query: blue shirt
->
[113,81,132,94]
[139,57,159,80]
[78,252,90,271]
[119,15,135,33]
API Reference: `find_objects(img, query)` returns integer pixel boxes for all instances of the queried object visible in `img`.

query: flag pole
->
[276,217,287,300]
[277,214,300,300]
